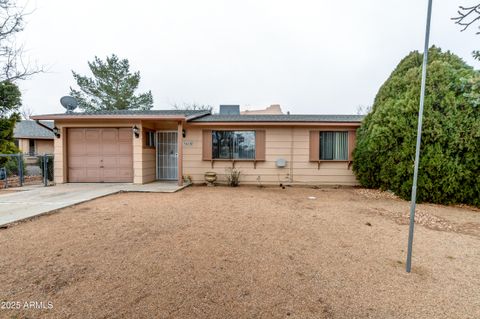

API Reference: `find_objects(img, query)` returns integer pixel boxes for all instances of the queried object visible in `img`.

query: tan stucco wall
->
[49,119,358,186]
[36,139,54,154]
[17,138,54,155]
[140,122,158,184]
[17,139,29,153]
[182,125,359,186]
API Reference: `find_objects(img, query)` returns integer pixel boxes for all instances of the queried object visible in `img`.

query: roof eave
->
[31,114,188,121]
[13,136,54,140]
[187,121,361,126]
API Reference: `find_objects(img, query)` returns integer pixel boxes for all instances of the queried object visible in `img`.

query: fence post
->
[17,154,23,187]
[44,155,48,186]
[3,168,7,189]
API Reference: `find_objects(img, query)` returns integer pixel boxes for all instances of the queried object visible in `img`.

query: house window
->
[145,131,155,148]
[212,131,255,160]
[28,139,36,156]
[320,131,348,160]
[14,139,19,148]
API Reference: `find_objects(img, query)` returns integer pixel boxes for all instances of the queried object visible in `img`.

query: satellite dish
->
[60,96,78,113]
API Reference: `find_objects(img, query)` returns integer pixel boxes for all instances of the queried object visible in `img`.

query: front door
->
[157,131,178,180]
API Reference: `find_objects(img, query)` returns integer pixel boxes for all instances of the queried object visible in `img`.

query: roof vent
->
[219,105,240,115]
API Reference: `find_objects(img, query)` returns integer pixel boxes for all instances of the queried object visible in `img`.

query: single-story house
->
[13,120,55,156]
[31,105,364,186]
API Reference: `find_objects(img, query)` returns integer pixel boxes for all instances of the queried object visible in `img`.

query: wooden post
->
[177,121,183,186]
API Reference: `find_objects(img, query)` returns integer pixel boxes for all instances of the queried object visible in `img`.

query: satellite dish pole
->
[406,0,433,273]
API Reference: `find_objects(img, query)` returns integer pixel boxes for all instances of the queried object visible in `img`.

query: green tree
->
[70,54,153,112]
[0,81,21,164]
[353,47,480,207]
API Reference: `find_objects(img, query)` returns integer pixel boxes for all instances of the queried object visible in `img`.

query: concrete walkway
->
[0,182,187,227]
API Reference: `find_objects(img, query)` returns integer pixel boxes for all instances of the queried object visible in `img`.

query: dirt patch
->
[0,187,479,318]
[355,188,480,237]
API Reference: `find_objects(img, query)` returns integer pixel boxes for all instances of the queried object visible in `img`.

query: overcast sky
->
[16,0,479,115]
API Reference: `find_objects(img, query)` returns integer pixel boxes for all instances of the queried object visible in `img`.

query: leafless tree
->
[171,102,213,112]
[0,0,41,82]
[356,105,371,115]
[20,105,33,119]
[452,3,480,34]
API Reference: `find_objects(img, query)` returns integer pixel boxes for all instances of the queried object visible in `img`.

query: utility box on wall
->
[275,158,287,168]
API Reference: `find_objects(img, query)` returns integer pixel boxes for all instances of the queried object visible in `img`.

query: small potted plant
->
[183,175,192,184]
[204,171,217,186]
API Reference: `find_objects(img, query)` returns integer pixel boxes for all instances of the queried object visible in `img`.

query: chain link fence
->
[0,153,54,188]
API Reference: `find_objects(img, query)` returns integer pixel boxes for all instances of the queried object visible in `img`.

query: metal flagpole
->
[406,0,433,273]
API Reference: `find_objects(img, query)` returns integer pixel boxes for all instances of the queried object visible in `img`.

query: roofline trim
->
[185,111,211,121]
[186,121,361,127]
[31,114,189,121]
[13,136,54,140]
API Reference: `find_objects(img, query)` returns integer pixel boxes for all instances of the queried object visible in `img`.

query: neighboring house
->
[13,120,55,156]
[241,104,284,115]
[31,106,363,186]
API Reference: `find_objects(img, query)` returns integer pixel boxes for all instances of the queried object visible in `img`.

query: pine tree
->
[353,47,480,207]
[70,54,153,112]
[0,81,21,165]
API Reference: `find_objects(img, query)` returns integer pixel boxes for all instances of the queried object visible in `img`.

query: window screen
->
[146,131,155,147]
[320,131,348,160]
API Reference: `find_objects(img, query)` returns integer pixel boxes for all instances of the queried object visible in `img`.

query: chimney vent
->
[219,105,240,115]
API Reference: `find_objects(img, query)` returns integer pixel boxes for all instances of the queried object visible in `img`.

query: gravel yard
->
[0,186,479,319]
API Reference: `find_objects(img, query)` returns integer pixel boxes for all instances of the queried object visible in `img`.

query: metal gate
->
[156,131,178,180]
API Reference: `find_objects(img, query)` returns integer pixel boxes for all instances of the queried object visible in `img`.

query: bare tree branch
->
[20,105,33,119]
[452,4,480,34]
[0,0,42,82]
[171,102,213,112]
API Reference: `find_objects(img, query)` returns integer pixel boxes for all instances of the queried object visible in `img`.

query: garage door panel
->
[68,128,133,183]
[118,128,131,141]
[103,170,132,182]
[69,156,98,168]
[85,129,101,141]
[69,144,85,156]
[85,140,101,155]
[116,157,132,167]
[118,143,132,155]
[68,168,86,182]
[101,129,117,144]
[102,143,119,155]
[68,130,85,155]
[102,168,117,179]
[86,168,102,181]
[118,168,133,179]
[86,157,101,167]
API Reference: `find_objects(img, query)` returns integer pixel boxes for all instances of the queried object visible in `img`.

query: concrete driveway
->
[0,182,186,227]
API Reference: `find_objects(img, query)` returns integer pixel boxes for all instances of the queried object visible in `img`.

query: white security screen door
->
[157,131,178,180]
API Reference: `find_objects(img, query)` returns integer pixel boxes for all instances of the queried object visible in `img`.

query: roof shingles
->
[190,114,364,123]
[13,120,54,139]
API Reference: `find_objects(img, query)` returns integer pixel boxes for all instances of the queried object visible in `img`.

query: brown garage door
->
[68,128,133,182]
